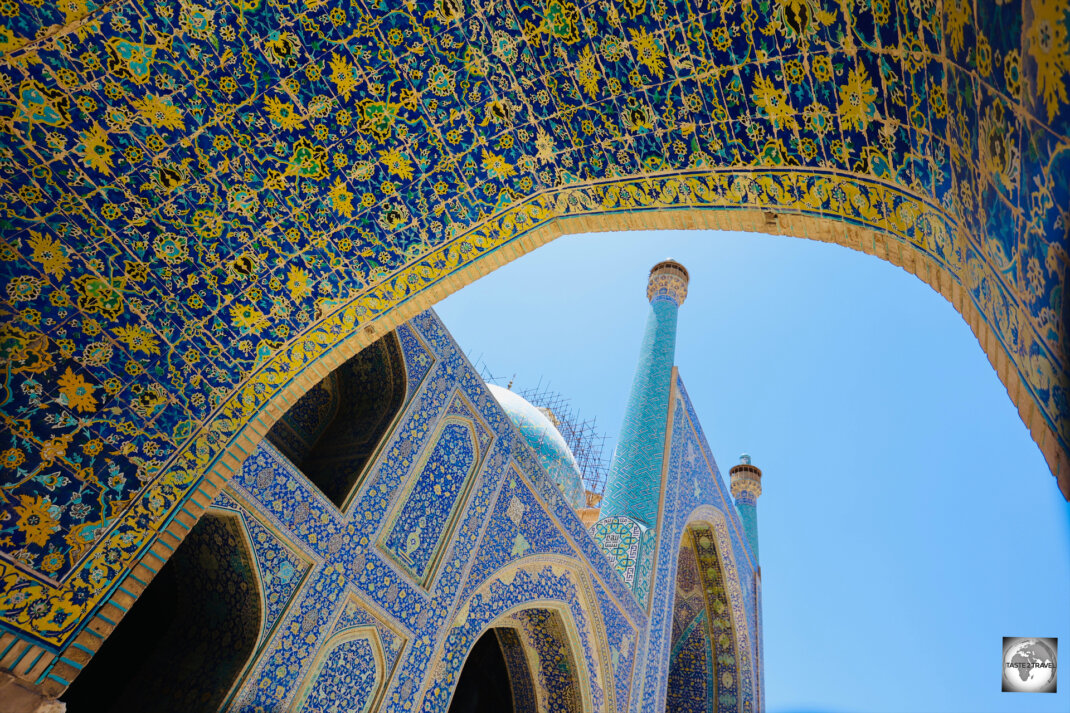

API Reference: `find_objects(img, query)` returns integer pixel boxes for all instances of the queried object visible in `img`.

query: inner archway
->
[665,523,742,713]
[267,329,408,509]
[60,511,261,713]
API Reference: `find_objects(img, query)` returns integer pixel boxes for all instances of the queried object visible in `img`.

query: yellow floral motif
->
[811,54,833,82]
[114,324,161,355]
[574,45,600,99]
[287,266,313,298]
[838,64,879,131]
[630,28,666,80]
[329,53,359,101]
[40,434,73,463]
[1027,0,1070,122]
[265,95,306,131]
[58,366,97,413]
[231,303,268,334]
[2,447,24,469]
[945,0,972,56]
[482,149,517,180]
[15,495,58,548]
[79,122,114,175]
[752,75,797,130]
[379,149,415,180]
[328,177,355,218]
[73,275,125,320]
[133,93,185,130]
[27,231,70,279]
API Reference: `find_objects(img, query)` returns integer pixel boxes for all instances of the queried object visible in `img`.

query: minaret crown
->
[730,457,762,503]
[646,259,689,305]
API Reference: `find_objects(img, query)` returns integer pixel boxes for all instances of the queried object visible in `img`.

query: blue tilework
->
[380,400,492,585]
[299,637,380,713]
[600,297,679,528]
[20,309,762,711]
[1,0,1068,664]
[212,490,312,644]
[735,501,760,563]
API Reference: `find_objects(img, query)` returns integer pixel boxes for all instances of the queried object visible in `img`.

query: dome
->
[486,384,586,509]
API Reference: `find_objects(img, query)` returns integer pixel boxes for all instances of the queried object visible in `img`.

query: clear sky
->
[435,229,1070,713]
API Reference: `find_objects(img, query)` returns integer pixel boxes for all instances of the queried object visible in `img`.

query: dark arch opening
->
[267,330,407,509]
[62,511,261,713]
[448,628,516,713]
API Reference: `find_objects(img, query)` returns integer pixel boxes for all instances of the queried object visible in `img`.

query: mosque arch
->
[665,524,742,713]
[662,506,759,713]
[428,556,615,713]
[447,627,526,713]
[265,329,408,510]
[59,510,262,713]
[200,209,1067,528]
[445,605,592,713]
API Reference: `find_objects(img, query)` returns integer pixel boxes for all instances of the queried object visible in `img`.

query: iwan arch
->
[0,0,1067,710]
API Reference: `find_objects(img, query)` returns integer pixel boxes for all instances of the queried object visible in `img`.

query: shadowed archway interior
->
[267,330,407,509]
[60,511,261,713]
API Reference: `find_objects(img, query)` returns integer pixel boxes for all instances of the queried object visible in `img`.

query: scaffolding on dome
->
[474,361,611,501]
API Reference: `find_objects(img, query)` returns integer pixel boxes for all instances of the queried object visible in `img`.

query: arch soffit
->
[200,507,269,710]
[3,0,1070,690]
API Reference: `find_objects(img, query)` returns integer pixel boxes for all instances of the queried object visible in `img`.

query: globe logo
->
[1002,637,1057,693]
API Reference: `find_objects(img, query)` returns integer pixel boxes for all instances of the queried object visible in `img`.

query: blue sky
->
[435,229,1070,713]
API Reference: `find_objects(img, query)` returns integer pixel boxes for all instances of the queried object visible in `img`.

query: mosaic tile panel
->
[665,611,713,713]
[591,516,643,590]
[380,393,492,586]
[212,490,312,644]
[497,627,539,713]
[504,607,583,713]
[299,636,381,713]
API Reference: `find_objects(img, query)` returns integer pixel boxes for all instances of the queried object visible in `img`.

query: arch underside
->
[1,0,1069,683]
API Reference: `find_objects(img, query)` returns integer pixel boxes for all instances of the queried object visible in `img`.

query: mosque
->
[1,0,1069,710]
[7,259,768,712]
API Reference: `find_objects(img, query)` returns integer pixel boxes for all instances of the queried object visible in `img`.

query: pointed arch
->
[266,329,408,510]
[664,505,758,713]
[60,510,262,713]
[425,556,616,713]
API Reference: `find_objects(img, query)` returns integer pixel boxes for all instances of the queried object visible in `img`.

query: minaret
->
[600,259,689,527]
[730,454,763,561]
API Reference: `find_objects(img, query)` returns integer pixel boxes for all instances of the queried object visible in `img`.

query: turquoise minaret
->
[600,260,689,527]
[730,454,763,561]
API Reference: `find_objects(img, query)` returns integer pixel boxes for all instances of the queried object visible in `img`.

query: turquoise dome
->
[487,384,586,509]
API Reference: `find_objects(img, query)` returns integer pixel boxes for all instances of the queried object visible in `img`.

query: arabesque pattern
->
[0,0,1067,688]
